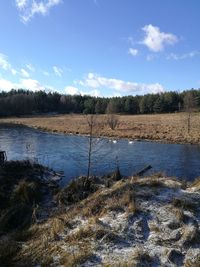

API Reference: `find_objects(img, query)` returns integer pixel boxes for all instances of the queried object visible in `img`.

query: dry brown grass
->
[60,250,94,266]
[180,224,200,247]
[190,176,200,191]
[173,207,185,223]
[184,250,200,267]
[149,221,160,233]
[1,112,200,144]
[172,196,199,213]
[4,175,199,266]
[102,247,154,267]
[17,231,94,267]
[0,238,20,266]
[130,247,154,266]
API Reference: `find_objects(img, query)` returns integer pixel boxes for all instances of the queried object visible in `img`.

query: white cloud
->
[142,24,178,52]
[143,83,165,94]
[112,92,122,97]
[0,53,17,75]
[20,68,30,78]
[20,78,45,91]
[11,69,18,75]
[53,66,63,77]
[26,64,35,72]
[15,0,62,23]
[128,48,138,57]
[65,85,101,97]
[167,51,200,60]
[65,86,80,95]
[77,73,165,95]
[0,79,17,91]
[87,89,101,97]
[15,0,28,9]
[0,74,59,92]
[0,78,47,92]
[0,53,11,71]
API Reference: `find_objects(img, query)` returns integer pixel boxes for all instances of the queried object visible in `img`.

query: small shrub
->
[0,204,32,232]
[11,180,41,205]
[149,178,163,187]
[112,166,122,181]
[0,239,20,266]
[57,176,98,206]
[172,197,198,212]
[107,114,119,130]
[131,247,154,266]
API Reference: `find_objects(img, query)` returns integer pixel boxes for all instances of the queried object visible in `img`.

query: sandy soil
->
[0,113,200,144]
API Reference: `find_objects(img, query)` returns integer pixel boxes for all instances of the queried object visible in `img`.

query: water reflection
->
[0,125,200,184]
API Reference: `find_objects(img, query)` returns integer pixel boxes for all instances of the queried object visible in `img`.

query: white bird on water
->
[129,140,134,144]
[112,140,117,144]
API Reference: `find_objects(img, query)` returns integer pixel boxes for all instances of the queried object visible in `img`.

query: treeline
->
[0,89,199,117]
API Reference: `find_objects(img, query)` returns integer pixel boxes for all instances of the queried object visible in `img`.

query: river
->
[0,125,200,184]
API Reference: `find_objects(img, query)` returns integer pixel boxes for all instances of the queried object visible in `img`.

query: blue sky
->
[0,0,199,97]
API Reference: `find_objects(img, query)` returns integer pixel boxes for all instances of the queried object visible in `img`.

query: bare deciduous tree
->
[70,115,107,183]
[183,92,198,134]
[107,114,119,130]
[86,114,96,179]
[70,114,120,185]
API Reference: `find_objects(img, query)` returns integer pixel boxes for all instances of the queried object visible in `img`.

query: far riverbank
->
[0,113,200,145]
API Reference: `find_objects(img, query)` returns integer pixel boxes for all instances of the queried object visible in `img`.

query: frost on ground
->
[6,175,200,267]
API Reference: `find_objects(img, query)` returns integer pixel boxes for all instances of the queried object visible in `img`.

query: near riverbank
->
[0,113,200,145]
[1,161,200,266]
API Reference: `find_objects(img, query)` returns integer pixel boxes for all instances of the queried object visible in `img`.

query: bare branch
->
[107,114,119,130]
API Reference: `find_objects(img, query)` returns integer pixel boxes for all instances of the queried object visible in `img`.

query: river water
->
[0,125,200,184]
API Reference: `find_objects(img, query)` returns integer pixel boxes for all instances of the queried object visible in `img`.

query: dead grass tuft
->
[0,238,20,266]
[56,176,99,206]
[151,172,165,178]
[49,218,65,241]
[190,176,200,190]
[131,246,154,266]
[11,179,41,205]
[172,197,198,212]
[184,249,200,267]
[172,207,185,223]
[60,249,94,266]
[149,221,160,233]
[181,225,200,247]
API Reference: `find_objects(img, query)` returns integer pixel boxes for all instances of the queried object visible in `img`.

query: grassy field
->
[0,112,200,144]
